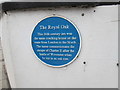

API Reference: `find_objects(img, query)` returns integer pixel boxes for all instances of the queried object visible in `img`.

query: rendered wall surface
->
[1,5,118,88]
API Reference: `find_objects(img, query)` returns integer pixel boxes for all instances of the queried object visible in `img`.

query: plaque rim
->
[31,14,82,68]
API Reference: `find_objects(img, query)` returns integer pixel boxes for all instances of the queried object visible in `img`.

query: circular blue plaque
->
[31,16,81,67]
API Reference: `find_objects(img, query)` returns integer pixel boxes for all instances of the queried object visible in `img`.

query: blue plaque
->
[31,16,81,67]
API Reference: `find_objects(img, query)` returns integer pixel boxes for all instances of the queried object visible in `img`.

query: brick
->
[0,39,1,47]
[2,79,10,88]
[0,50,3,61]
[2,65,7,80]
[0,70,1,81]
[0,80,2,89]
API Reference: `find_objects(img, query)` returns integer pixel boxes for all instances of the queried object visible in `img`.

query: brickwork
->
[0,38,10,89]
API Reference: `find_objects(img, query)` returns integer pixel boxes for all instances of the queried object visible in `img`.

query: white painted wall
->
[0,0,11,3]
[1,5,118,88]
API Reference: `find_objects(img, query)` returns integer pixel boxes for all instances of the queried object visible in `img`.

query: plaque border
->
[31,14,82,68]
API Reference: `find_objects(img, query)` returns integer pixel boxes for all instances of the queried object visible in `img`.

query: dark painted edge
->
[1,88,119,90]
[0,2,120,11]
